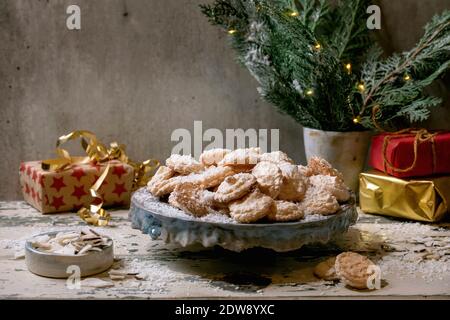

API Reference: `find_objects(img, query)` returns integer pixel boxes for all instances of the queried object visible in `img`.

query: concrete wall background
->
[1,0,449,200]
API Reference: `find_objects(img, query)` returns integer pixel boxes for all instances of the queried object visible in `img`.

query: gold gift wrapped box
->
[359,171,450,222]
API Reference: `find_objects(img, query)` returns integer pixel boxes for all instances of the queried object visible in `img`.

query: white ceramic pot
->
[303,127,372,192]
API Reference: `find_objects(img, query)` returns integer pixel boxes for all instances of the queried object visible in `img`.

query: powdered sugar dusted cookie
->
[168,182,209,217]
[300,186,340,215]
[252,161,283,198]
[166,154,204,175]
[267,200,304,222]
[277,163,308,201]
[260,151,294,164]
[335,252,376,290]
[199,148,231,166]
[197,165,235,189]
[229,189,273,223]
[314,257,339,281]
[147,166,175,196]
[298,165,313,177]
[214,173,256,203]
[309,175,350,202]
[218,148,261,167]
[307,157,344,181]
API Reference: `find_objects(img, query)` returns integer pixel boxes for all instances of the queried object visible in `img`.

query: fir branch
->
[327,0,373,65]
[359,10,450,128]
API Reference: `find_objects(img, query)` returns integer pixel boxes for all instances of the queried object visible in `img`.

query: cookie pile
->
[147,148,350,223]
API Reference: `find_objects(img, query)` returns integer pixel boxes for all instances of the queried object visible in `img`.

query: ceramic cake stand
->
[129,188,358,252]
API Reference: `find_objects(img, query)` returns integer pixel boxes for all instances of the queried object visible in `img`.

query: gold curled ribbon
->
[42,130,159,226]
[78,163,111,226]
[382,128,438,174]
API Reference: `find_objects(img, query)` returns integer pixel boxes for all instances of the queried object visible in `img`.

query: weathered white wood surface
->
[0,201,449,299]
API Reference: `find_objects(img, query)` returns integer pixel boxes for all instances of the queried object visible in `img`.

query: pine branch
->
[359,10,450,129]
[326,0,374,66]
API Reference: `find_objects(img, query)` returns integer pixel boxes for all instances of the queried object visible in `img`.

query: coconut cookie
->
[252,161,283,198]
[309,175,350,202]
[147,166,178,197]
[168,182,209,217]
[307,157,344,181]
[166,154,204,175]
[260,151,294,165]
[228,189,273,223]
[199,148,231,166]
[300,186,340,215]
[277,163,308,202]
[335,252,377,290]
[218,148,261,168]
[214,173,256,203]
[267,200,304,222]
[314,257,339,281]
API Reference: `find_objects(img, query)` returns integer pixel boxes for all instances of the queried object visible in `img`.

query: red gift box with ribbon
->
[19,160,134,214]
[18,131,158,225]
[369,129,450,178]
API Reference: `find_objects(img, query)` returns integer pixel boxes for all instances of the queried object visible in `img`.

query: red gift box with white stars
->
[19,160,133,213]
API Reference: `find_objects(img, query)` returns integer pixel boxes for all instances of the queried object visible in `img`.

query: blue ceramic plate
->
[129,188,358,252]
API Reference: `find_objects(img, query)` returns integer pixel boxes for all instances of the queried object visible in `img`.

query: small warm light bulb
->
[314,43,321,50]
[306,89,314,96]
[404,74,411,81]
[357,83,365,92]
[228,29,237,35]
[345,63,352,74]
[353,116,361,124]
[289,11,299,17]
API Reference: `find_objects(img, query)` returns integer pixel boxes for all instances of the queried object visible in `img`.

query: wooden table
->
[1,201,449,299]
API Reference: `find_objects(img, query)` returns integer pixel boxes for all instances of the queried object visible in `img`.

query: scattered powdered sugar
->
[126,258,188,294]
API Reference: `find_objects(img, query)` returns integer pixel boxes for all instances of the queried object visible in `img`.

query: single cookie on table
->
[309,175,350,202]
[300,186,340,215]
[228,189,273,223]
[252,161,283,198]
[147,166,175,196]
[307,157,344,181]
[218,148,261,168]
[260,151,294,165]
[277,163,308,202]
[335,252,377,290]
[313,257,339,281]
[267,200,304,222]
[166,154,204,175]
[214,173,256,203]
[199,148,231,166]
[168,182,209,217]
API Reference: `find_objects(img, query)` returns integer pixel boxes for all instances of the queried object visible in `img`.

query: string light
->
[353,116,361,124]
[403,74,411,81]
[306,89,314,96]
[314,43,322,50]
[228,29,237,35]
[345,63,352,74]
[357,83,365,92]
[289,11,299,17]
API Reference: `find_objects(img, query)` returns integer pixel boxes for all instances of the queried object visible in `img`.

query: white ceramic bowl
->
[25,231,114,278]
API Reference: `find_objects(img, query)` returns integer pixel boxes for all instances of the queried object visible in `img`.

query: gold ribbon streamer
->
[78,163,111,226]
[382,128,438,174]
[42,130,159,226]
